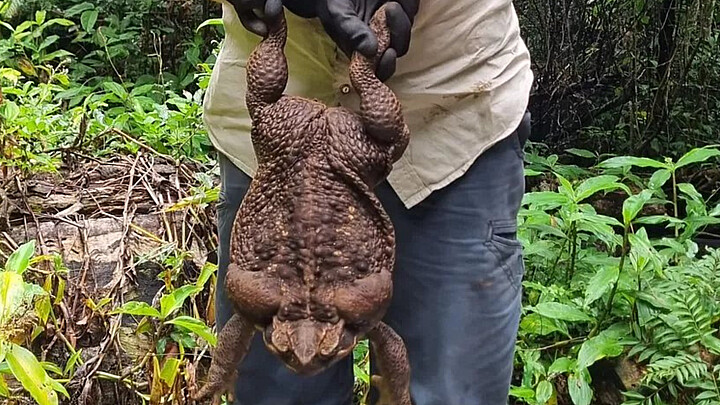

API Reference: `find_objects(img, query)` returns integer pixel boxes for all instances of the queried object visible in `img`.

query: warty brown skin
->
[193,5,411,405]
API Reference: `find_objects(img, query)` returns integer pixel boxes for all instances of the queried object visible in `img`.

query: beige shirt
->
[203,0,534,208]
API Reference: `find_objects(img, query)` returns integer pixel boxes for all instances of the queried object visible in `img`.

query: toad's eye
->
[278,301,306,321]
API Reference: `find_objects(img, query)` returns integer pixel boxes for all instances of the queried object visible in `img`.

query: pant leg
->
[371,131,527,405]
[215,153,354,405]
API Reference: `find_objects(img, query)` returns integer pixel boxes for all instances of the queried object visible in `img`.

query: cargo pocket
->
[486,219,525,292]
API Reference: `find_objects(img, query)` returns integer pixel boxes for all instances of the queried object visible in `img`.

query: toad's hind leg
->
[349,4,409,162]
[367,322,412,405]
[192,313,255,402]
[245,8,288,120]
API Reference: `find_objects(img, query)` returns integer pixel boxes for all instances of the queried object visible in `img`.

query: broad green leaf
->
[80,9,98,32]
[629,228,662,272]
[35,295,51,324]
[0,100,20,121]
[522,192,570,209]
[5,240,35,274]
[584,266,619,306]
[196,18,224,31]
[555,173,576,200]
[675,147,720,169]
[633,215,684,225]
[701,334,720,355]
[525,224,568,239]
[159,357,180,387]
[63,349,83,376]
[39,50,73,62]
[43,18,74,27]
[568,369,593,405]
[577,334,624,369]
[548,357,576,376]
[0,374,9,396]
[679,183,707,217]
[103,82,127,99]
[696,390,720,401]
[532,302,593,322]
[678,183,703,202]
[535,380,553,404]
[65,2,94,16]
[6,344,59,405]
[710,203,720,217]
[166,316,217,346]
[576,221,622,249]
[520,313,569,337]
[196,262,217,289]
[160,285,201,319]
[0,272,26,322]
[111,301,161,318]
[566,148,596,158]
[648,169,671,189]
[524,168,544,176]
[509,386,536,400]
[685,216,720,227]
[574,175,627,202]
[38,35,59,51]
[0,21,15,32]
[622,190,653,225]
[14,20,33,34]
[35,10,47,24]
[130,84,156,97]
[598,156,666,169]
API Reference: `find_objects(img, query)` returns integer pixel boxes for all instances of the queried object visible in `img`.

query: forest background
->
[0,0,719,404]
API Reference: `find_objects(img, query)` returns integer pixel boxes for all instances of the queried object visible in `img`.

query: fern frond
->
[644,354,707,386]
[0,0,22,19]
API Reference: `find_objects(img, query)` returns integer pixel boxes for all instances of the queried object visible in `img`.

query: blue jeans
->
[215,128,527,405]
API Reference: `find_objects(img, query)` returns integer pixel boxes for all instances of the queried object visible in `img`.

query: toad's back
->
[229,95,395,313]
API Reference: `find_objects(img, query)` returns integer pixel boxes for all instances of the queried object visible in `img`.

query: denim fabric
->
[214,127,527,405]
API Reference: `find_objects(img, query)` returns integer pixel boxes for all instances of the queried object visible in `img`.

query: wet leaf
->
[568,369,593,405]
[584,266,619,306]
[532,302,593,323]
[675,147,720,169]
[5,240,35,275]
[166,316,217,346]
[622,190,653,225]
[111,301,161,318]
[6,344,59,405]
[536,380,554,403]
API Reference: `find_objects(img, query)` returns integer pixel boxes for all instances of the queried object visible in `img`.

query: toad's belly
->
[229,166,394,292]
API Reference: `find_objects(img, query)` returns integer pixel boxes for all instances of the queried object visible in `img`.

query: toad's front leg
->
[367,322,412,405]
[245,7,288,120]
[349,4,409,163]
[193,313,255,403]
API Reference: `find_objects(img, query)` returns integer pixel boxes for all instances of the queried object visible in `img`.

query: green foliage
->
[0,241,68,404]
[512,144,720,405]
[0,1,218,174]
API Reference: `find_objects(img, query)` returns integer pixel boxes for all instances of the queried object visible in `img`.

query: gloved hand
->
[228,0,317,37]
[315,0,419,81]
[230,0,419,81]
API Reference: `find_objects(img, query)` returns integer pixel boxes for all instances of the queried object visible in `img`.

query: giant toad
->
[194,4,411,404]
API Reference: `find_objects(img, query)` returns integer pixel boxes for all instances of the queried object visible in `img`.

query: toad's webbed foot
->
[368,322,412,405]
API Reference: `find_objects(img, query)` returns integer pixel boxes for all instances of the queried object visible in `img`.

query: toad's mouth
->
[261,317,357,375]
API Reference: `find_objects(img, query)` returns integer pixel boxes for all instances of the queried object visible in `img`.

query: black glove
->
[229,0,317,37]
[230,0,418,82]
[315,0,418,81]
